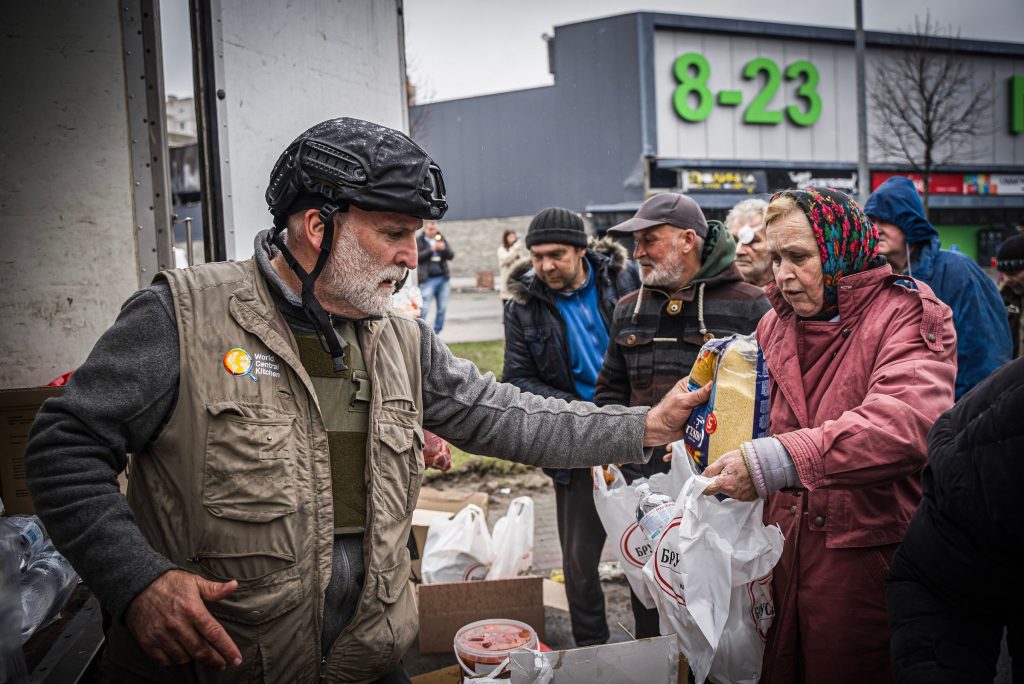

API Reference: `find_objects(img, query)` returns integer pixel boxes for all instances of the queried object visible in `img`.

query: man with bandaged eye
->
[725,197,773,290]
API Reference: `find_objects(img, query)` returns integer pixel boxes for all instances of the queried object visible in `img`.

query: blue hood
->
[864,176,938,244]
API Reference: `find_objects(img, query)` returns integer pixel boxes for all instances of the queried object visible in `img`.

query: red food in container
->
[454,618,538,677]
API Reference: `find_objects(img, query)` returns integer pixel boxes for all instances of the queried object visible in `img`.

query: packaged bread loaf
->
[684,334,769,472]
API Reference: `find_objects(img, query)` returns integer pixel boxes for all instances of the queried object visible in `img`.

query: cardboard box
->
[416,575,544,654]
[411,486,489,582]
[0,387,64,515]
[542,578,569,612]
[509,635,682,684]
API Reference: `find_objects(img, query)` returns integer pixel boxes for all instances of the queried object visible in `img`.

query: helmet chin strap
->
[271,203,350,372]
[394,270,409,294]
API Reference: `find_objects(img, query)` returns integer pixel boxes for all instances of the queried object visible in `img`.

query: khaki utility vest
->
[106,259,424,683]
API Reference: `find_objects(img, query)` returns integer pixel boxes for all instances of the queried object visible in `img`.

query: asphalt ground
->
[432,285,504,344]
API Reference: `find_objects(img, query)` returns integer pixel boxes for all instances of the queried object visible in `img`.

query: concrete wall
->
[433,216,533,281]
[0,4,141,388]
[216,0,408,257]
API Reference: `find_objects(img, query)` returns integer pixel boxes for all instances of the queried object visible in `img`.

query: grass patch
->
[426,340,531,480]
[446,340,504,378]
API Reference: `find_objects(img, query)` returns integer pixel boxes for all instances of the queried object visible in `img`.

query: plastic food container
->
[454,618,538,677]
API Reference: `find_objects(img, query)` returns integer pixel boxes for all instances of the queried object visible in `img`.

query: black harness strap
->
[271,203,349,372]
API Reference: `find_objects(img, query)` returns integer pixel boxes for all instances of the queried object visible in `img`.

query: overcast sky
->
[162,0,1024,101]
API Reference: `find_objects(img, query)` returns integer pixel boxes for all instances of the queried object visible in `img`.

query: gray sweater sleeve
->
[25,283,180,620]
[418,320,653,466]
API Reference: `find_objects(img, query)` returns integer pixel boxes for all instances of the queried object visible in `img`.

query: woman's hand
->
[702,450,759,501]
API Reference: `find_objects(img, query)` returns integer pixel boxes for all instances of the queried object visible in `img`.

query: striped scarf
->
[774,187,879,316]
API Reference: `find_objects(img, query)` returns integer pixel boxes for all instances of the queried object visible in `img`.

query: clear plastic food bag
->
[684,334,770,473]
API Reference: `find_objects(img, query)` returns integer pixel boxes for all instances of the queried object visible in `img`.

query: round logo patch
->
[223,347,258,382]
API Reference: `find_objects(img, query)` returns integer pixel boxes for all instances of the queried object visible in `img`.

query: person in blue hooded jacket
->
[865,176,1011,398]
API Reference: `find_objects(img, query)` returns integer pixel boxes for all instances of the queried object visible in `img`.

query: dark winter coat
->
[502,238,641,483]
[887,357,1024,681]
[865,176,1012,398]
[416,231,455,284]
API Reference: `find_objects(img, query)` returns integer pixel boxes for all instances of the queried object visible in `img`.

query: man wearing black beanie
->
[997,234,1024,359]
[502,207,641,647]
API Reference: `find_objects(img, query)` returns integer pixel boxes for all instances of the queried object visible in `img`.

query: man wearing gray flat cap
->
[593,192,770,638]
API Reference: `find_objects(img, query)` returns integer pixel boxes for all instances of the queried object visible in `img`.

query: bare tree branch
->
[869,13,993,214]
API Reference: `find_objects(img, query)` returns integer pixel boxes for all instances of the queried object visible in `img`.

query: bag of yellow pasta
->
[684,334,769,473]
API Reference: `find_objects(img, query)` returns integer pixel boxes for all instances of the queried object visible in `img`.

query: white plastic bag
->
[421,504,494,583]
[643,474,784,684]
[487,496,534,580]
[591,451,693,609]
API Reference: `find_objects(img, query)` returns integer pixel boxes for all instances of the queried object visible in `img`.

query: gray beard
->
[641,251,685,290]
[319,228,406,316]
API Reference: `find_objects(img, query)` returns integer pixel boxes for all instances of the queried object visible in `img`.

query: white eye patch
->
[736,224,763,245]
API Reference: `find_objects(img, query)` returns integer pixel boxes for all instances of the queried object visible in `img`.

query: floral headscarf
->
[772,187,879,316]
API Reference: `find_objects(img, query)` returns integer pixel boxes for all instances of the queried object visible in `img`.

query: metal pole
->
[855,0,870,204]
[184,217,194,266]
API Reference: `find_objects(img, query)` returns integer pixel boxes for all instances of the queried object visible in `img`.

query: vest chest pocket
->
[376,406,425,521]
[204,402,298,523]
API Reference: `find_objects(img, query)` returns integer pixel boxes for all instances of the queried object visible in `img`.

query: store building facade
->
[412,12,1024,279]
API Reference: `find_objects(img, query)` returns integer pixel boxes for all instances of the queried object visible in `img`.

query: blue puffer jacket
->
[865,177,1012,398]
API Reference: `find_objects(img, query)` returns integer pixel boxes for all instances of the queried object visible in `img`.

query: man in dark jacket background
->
[865,176,1011,398]
[594,192,770,638]
[416,220,455,334]
[502,207,641,647]
[996,234,1024,359]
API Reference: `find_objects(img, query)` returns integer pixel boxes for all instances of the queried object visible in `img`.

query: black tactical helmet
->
[266,117,447,226]
[265,118,447,373]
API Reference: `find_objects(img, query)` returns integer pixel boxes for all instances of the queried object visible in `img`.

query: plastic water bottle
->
[5,516,51,571]
[0,524,29,681]
[19,555,77,643]
[634,483,675,541]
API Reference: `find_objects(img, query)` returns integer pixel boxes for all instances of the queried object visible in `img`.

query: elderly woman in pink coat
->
[702,188,957,683]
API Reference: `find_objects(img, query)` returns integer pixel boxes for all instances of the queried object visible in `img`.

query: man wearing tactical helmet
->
[25,117,711,683]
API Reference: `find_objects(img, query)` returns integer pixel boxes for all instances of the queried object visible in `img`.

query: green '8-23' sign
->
[672,53,822,126]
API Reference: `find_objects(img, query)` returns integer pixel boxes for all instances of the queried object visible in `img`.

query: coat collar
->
[510,244,618,306]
